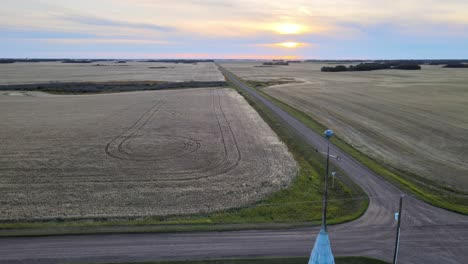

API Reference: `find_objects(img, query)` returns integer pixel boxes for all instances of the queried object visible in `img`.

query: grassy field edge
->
[0,81,228,94]
[101,256,389,264]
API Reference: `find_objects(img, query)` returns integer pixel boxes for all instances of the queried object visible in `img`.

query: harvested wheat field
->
[0,88,296,220]
[221,62,468,193]
[0,61,224,85]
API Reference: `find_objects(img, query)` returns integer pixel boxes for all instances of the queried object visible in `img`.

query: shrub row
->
[322,63,421,72]
[443,63,468,68]
[0,81,228,94]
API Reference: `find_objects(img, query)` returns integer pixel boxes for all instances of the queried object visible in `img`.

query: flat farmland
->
[0,61,224,85]
[221,62,468,193]
[0,88,296,220]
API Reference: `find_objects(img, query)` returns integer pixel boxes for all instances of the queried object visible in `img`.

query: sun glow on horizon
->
[272,42,308,48]
[279,42,299,48]
[257,42,309,49]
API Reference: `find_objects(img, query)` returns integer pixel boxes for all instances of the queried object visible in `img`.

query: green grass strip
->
[103,256,389,264]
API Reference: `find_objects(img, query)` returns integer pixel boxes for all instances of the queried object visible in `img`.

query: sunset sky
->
[1,0,467,59]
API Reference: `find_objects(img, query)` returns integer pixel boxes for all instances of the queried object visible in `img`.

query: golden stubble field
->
[0,88,296,220]
[221,62,468,193]
[0,61,224,85]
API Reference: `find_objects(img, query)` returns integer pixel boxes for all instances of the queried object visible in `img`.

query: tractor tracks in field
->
[10,88,250,184]
[105,98,168,161]
[102,88,242,182]
[106,96,203,163]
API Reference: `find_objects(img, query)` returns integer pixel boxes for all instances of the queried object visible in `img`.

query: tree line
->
[322,63,421,72]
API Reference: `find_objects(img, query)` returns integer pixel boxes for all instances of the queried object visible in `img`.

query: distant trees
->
[0,59,16,64]
[394,64,421,70]
[0,81,228,94]
[443,63,468,68]
[318,59,468,72]
[321,63,421,72]
[349,63,391,71]
[263,60,289,66]
[428,60,468,65]
[62,60,93,63]
[321,65,347,72]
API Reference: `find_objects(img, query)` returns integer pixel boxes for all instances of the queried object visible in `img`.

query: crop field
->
[0,61,224,85]
[0,88,296,220]
[220,62,468,194]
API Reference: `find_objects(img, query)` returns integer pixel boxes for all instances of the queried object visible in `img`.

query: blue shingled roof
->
[309,227,335,264]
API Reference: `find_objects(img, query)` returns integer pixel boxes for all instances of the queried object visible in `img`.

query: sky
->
[1,0,468,59]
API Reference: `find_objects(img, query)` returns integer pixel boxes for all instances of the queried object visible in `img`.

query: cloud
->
[36,38,170,45]
[4,0,468,40]
[2,0,468,59]
[0,28,96,39]
[37,51,302,60]
[61,15,175,32]
[188,0,236,8]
